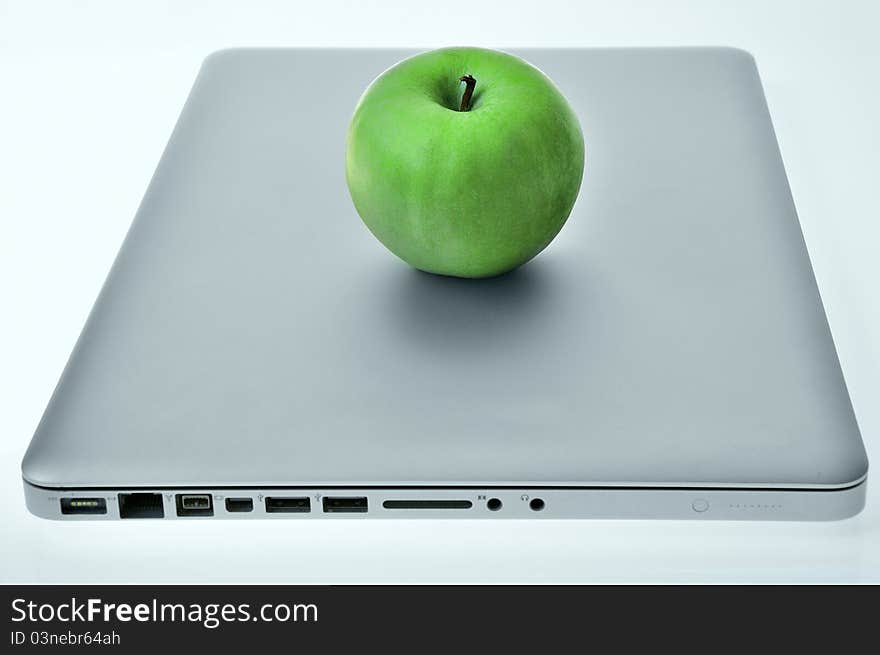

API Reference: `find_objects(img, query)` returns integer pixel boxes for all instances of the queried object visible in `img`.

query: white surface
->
[1,0,878,583]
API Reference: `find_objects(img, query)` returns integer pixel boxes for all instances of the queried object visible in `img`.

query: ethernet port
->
[118,493,165,519]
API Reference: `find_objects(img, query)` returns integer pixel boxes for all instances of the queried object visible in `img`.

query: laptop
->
[22,48,868,520]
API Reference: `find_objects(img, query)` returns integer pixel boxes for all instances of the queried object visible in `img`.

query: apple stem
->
[459,74,476,111]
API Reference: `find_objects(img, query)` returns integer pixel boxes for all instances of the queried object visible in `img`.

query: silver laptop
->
[22,48,868,520]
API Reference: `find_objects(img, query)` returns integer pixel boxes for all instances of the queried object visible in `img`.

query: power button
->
[691,499,709,513]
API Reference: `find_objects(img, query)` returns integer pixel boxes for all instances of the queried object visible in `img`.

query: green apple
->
[345,47,585,278]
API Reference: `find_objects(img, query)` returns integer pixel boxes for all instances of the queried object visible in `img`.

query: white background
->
[1,0,878,583]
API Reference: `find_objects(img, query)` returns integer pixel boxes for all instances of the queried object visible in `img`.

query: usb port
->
[176,494,213,517]
[60,498,107,515]
[265,497,311,513]
[322,497,368,513]
[225,498,254,513]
